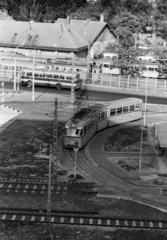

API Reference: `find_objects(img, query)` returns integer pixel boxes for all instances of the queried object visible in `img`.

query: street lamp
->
[70,52,75,105]
[144,77,148,127]
[1,82,4,102]
[14,42,26,91]
[32,50,35,101]
[139,126,147,176]
[73,142,79,178]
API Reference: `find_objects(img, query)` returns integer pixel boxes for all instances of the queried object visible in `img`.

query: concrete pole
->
[32,50,35,101]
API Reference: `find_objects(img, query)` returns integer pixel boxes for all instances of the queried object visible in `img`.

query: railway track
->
[1,209,167,229]
[0,180,98,195]
[63,140,167,210]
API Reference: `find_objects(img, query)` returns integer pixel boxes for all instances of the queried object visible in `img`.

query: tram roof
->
[0,58,46,66]
[154,124,167,148]
[106,98,143,108]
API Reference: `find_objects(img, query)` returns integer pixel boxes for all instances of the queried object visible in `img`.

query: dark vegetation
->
[104,126,148,152]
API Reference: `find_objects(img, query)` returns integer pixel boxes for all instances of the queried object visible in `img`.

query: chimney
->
[59,24,63,37]
[67,15,70,31]
[85,18,90,25]
[100,14,104,22]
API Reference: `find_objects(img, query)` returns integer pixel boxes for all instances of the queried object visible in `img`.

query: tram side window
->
[90,120,93,128]
[110,109,116,116]
[117,107,122,115]
[27,72,32,76]
[135,103,141,109]
[148,67,154,71]
[123,106,128,113]
[100,111,106,120]
[80,129,83,136]
[83,126,87,134]
[130,105,135,111]
[103,64,109,68]
[34,73,39,77]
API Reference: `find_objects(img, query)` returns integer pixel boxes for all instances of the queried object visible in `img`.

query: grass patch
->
[104,126,149,152]
[0,118,65,179]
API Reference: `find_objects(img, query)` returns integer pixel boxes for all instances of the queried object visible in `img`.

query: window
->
[47,74,52,78]
[110,109,116,116]
[123,106,128,113]
[54,75,59,79]
[83,126,87,134]
[27,72,32,76]
[117,107,122,114]
[135,103,141,109]
[148,67,154,71]
[103,64,109,68]
[66,76,72,80]
[60,75,65,79]
[130,105,135,111]
[68,127,76,136]
[34,73,39,77]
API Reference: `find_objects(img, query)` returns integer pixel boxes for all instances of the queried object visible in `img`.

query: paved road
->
[0,79,167,105]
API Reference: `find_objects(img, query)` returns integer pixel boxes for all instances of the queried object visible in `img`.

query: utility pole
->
[53,98,58,176]
[70,52,75,105]
[46,144,52,239]
[46,98,58,240]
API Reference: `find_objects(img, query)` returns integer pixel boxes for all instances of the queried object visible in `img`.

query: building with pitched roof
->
[0,15,116,59]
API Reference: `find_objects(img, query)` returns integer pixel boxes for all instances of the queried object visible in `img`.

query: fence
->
[83,73,167,95]
[0,67,167,95]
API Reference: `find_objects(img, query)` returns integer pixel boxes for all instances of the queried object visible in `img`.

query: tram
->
[64,98,143,148]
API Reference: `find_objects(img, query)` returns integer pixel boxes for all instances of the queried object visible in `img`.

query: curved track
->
[62,127,167,210]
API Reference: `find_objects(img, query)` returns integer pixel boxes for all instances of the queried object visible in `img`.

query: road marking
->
[89,219,93,224]
[42,185,45,190]
[2,214,6,220]
[8,184,12,188]
[51,217,55,222]
[23,190,27,193]
[16,184,20,188]
[63,186,67,190]
[159,222,163,228]
[31,216,35,221]
[11,215,16,220]
[132,221,136,226]
[33,185,37,189]
[149,221,153,227]
[57,186,60,190]
[15,189,18,192]
[60,217,64,223]
[80,218,83,224]
[25,185,29,189]
[41,216,45,222]
[70,217,74,223]
[21,215,25,221]
[107,219,110,225]
[98,219,101,225]
[0,184,4,188]
[124,220,128,226]
[116,220,119,226]
[140,221,144,227]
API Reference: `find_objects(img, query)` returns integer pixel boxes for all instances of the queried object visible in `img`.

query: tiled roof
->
[0,20,88,51]
[56,18,111,43]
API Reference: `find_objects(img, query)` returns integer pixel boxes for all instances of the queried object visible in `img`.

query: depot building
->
[0,15,117,59]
